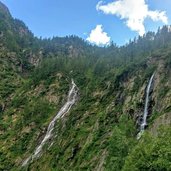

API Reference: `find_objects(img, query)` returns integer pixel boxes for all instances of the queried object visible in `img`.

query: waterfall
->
[22,80,78,166]
[137,74,154,139]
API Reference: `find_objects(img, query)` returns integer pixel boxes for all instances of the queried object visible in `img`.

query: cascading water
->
[22,80,78,166]
[137,74,154,139]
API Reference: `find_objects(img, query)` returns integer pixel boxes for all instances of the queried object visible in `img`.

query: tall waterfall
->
[137,74,154,139]
[22,80,78,166]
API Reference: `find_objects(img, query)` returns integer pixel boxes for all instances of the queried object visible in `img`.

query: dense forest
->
[0,1,171,171]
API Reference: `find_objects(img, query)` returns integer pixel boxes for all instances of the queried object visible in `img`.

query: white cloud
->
[86,25,111,46]
[96,0,168,36]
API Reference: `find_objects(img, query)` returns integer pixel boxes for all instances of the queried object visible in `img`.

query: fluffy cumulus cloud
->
[96,0,168,36]
[86,25,111,46]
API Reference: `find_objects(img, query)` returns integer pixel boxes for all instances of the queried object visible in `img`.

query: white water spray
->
[137,74,154,139]
[22,80,78,166]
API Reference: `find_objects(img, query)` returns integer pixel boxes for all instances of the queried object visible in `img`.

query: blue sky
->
[1,0,171,45]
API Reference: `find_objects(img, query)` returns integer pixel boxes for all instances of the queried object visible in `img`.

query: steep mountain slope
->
[0,2,171,171]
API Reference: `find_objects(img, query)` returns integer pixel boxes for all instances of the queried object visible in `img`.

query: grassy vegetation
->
[0,3,171,170]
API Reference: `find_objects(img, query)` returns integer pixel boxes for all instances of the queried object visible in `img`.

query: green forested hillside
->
[0,1,171,171]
